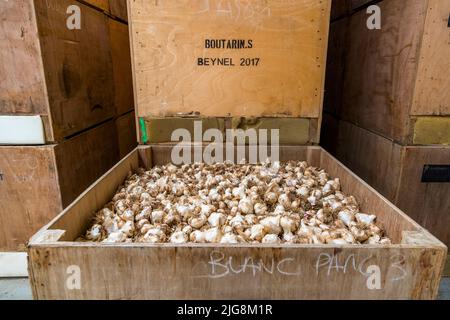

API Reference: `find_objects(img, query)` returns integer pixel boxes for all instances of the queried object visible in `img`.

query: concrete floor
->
[0,277,448,300]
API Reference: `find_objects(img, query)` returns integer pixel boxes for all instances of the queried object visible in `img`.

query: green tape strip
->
[139,117,148,144]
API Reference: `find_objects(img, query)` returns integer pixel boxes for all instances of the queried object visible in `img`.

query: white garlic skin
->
[262,234,280,244]
[170,231,188,244]
[204,227,223,243]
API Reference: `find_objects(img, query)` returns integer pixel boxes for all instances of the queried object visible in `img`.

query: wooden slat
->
[116,111,137,159]
[49,150,140,242]
[28,245,445,300]
[129,0,331,118]
[142,117,313,145]
[0,0,53,141]
[331,118,404,202]
[108,19,134,115]
[34,0,115,141]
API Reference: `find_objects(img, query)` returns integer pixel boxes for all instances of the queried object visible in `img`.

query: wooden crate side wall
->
[411,0,450,116]
[129,0,331,118]
[333,119,403,202]
[28,245,445,300]
[28,146,446,299]
[396,147,450,246]
[108,19,134,116]
[140,117,316,145]
[324,18,349,116]
[325,119,450,247]
[34,0,115,141]
[0,146,63,251]
[340,0,428,144]
[50,151,140,241]
[116,111,137,159]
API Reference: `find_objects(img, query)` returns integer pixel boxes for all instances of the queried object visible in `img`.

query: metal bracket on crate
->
[448,13,450,27]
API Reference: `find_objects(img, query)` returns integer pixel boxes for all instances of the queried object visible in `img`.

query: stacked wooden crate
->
[0,0,136,255]
[322,0,450,253]
[27,0,446,300]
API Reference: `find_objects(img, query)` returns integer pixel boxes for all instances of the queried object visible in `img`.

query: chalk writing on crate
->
[194,250,407,282]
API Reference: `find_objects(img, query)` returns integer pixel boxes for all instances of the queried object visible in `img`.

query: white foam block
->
[0,115,45,145]
[0,253,28,277]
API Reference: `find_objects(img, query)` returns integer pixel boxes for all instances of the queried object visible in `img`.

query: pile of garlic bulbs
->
[83,161,391,245]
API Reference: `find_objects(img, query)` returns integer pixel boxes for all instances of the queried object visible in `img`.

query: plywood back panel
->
[54,121,120,208]
[28,245,445,300]
[49,151,140,242]
[411,0,450,116]
[129,0,331,118]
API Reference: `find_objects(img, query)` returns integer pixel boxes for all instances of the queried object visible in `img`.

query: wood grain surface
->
[129,0,331,118]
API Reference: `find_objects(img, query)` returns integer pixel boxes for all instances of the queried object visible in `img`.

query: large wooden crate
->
[128,0,331,145]
[0,0,120,143]
[332,0,450,145]
[322,117,450,248]
[28,146,446,300]
[0,121,120,252]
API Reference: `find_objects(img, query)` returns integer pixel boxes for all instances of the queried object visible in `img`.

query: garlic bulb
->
[170,231,188,244]
[204,227,222,243]
[262,234,280,244]
[83,161,391,245]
